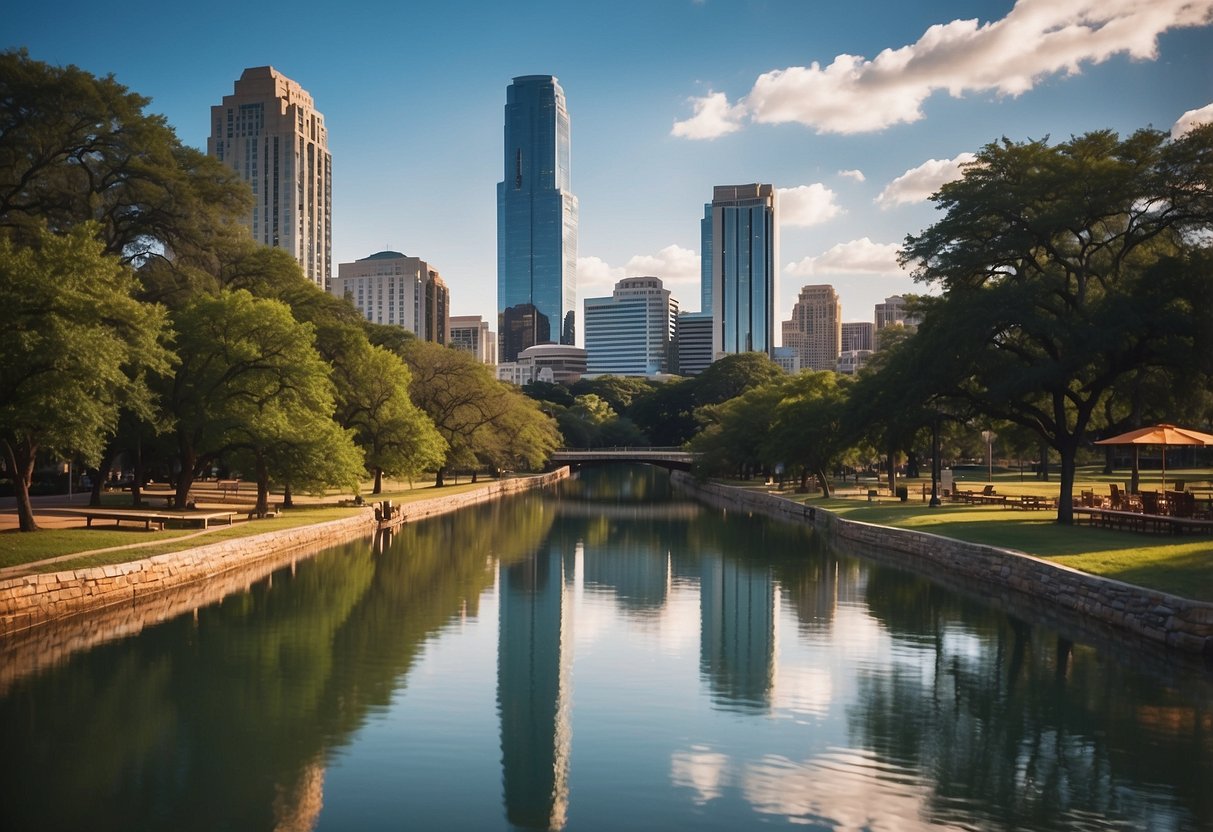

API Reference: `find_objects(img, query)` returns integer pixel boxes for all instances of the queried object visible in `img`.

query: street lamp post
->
[929,416,941,507]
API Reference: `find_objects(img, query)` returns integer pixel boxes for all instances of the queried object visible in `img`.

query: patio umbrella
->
[1093,423,1213,491]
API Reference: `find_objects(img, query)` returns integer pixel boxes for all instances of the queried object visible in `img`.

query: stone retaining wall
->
[0,469,568,641]
[671,472,1213,658]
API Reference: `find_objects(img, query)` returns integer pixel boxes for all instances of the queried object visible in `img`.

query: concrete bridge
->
[549,447,697,471]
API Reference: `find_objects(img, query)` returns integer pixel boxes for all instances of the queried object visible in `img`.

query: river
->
[1,464,1211,831]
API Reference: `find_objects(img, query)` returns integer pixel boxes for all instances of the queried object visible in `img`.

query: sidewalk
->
[0,492,94,532]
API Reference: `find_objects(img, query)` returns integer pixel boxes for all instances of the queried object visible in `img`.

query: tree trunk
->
[1055,442,1078,525]
[373,467,383,494]
[174,439,196,510]
[471,470,478,483]
[87,444,119,507]
[1130,446,1140,494]
[435,466,446,487]
[283,483,294,509]
[255,456,270,517]
[1102,445,1115,476]
[886,442,897,496]
[816,468,832,498]
[3,438,39,532]
[1038,441,1050,481]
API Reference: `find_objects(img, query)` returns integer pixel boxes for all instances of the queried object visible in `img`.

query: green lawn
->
[813,494,1213,601]
[0,479,501,574]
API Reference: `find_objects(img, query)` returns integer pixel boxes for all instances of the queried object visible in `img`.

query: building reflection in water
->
[497,542,574,830]
[699,552,778,712]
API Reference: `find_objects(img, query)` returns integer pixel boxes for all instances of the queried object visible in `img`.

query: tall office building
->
[875,295,921,330]
[782,284,841,371]
[703,184,779,359]
[583,276,678,376]
[841,321,875,352]
[448,315,497,364]
[497,75,579,363]
[676,312,713,376]
[332,251,446,342]
[209,66,332,289]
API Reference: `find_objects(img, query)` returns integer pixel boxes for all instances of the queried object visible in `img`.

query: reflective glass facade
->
[704,184,779,358]
[497,76,578,362]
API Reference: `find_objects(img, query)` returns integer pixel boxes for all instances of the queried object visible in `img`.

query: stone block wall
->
[671,472,1213,658]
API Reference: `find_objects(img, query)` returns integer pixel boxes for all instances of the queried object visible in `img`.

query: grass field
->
[781,465,1213,603]
[0,479,497,573]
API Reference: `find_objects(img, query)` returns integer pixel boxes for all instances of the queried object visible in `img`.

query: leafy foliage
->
[0,225,173,528]
[900,127,1213,520]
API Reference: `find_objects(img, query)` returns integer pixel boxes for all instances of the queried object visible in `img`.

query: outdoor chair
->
[1141,492,1161,515]
[1170,491,1196,518]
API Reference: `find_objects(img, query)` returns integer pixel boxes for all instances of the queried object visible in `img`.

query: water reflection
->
[1,465,1211,831]
[498,545,573,830]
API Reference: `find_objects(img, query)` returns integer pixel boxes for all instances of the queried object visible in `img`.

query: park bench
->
[66,508,238,530]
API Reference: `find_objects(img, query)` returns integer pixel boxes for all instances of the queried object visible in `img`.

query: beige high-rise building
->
[782,284,841,371]
[332,251,447,342]
[874,295,921,330]
[841,321,875,352]
[449,315,496,364]
[208,66,332,289]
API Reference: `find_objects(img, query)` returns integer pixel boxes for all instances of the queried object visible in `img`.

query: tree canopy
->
[0,225,172,529]
[900,126,1213,521]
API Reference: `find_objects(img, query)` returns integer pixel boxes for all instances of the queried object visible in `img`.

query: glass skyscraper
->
[497,75,579,363]
[703,184,779,358]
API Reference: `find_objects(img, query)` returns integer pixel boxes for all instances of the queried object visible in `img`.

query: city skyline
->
[8,0,1213,339]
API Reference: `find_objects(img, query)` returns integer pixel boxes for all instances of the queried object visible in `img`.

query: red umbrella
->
[1093,424,1213,491]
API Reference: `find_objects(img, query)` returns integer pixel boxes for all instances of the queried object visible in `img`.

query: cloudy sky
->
[9,0,1213,337]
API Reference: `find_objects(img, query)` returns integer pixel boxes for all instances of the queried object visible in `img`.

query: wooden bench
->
[217,479,241,499]
[1009,494,1057,510]
[1072,507,1213,535]
[66,508,238,530]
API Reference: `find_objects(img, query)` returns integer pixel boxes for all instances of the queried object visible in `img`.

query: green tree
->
[690,381,787,480]
[403,341,559,485]
[0,50,251,265]
[770,372,854,495]
[333,342,446,492]
[0,226,172,530]
[569,375,657,416]
[164,290,361,511]
[902,127,1213,522]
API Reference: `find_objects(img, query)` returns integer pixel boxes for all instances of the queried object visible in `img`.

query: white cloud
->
[876,152,976,208]
[624,244,701,285]
[578,245,701,303]
[670,91,744,140]
[838,169,866,182]
[577,256,626,300]
[673,0,1213,138]
[777,184,843,227]
[1172,102,1213,138]
[785,238,906,278]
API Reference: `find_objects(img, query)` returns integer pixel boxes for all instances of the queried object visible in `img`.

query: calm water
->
[3,465,1212,831]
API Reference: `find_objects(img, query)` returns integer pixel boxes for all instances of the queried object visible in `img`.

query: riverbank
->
[0,469,568,639]
[671,472,1213,658]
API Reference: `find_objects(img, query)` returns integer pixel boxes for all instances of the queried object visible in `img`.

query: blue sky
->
[8,0,1213,338]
